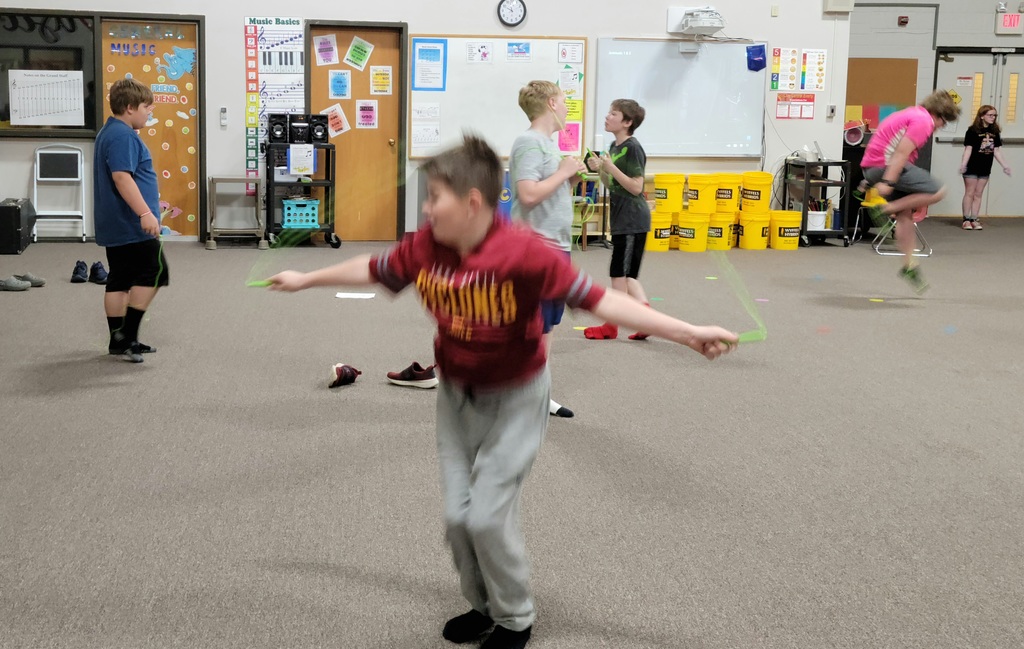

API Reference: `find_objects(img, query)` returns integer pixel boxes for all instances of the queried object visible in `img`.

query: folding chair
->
[857,187,932,257]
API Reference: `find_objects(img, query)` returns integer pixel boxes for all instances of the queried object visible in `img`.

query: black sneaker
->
[89,262,108,285]
[481,625,532,649]
[134,342,157,354]
[442,610,493,643]
[71,260,88,283]
[117,343,144,363]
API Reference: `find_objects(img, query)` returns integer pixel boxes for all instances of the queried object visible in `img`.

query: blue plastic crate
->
[281,198,320,229]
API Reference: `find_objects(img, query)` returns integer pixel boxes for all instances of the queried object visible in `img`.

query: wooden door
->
[308,23,405,241]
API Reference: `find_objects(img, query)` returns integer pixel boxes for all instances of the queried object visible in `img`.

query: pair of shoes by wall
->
[71,261,107,284]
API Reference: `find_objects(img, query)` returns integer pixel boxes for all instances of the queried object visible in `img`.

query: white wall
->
[850,1,1024,103]
[1,0,851,237]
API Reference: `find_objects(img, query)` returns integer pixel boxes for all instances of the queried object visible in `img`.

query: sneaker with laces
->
[972,219,983,230]
[962,219,973,230]
[71,260,88,283]
[386,361,438,388]
[899,265,929,294]
[89,261,108,285]
[442,610,494,643]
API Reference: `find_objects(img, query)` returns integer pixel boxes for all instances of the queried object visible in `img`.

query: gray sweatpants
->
[436,367,550,632]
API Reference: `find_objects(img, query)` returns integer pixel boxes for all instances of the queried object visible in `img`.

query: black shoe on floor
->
[481,625,532,649]
[117,343,144,363]
[71,261,88,283]
[134,342,156,353]
[89,261,108,285]
[442,610,493,643]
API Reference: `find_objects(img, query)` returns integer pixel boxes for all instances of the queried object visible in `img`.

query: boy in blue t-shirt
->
[93,78,168,363]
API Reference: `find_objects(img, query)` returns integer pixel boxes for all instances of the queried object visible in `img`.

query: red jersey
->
[369,217,605,388]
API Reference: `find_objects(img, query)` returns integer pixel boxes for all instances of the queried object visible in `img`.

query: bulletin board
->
[408,35,587,159]
[846,58,917,107]
[101,18,203,238]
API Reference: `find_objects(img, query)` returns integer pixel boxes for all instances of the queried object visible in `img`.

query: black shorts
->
[609,232,647,279]
[105,238,170,292]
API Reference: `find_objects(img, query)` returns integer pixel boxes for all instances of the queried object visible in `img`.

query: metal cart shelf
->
[782,158,852,247]
[264,142,340,248]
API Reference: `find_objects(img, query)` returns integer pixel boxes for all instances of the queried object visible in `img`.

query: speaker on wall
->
[268,113,289,142]
[308,114,329,143]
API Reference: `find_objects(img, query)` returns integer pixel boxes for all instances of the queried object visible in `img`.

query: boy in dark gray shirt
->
[585,99,654,340]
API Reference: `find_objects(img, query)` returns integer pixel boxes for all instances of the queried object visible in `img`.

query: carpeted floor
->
[1,217,1022,648]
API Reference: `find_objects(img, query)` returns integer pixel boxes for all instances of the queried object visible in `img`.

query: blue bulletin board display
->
[595,39,767,157]
[408,35,587,159]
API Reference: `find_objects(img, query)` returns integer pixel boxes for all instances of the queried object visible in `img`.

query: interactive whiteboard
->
[595,39,766,157]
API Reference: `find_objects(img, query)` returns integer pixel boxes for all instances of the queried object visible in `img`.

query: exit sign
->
[996,12,1024,35]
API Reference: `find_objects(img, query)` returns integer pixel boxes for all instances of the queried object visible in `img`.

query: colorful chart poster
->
[801,49,827,92]
[771,47,799,91]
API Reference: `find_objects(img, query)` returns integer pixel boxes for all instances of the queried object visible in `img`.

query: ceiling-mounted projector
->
[680,8,725,35]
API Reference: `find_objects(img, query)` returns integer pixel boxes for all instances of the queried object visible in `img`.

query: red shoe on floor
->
[386,361,438,388]
[583,323,618,339]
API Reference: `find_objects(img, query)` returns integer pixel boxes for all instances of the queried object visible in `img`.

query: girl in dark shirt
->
[959,105,1011,230]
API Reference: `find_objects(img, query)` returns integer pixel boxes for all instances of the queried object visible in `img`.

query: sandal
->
[13,272,46,287]
[0,276,32,291]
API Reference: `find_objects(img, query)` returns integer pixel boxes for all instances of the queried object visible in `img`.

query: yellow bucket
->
[668,211,680,250]
[769,210,802,251]
[740,171,773,213]
[716,173,742,212]
[653,173,686,213]
[646,212,673,252]
[677,213,710,253]
[738,212,770,250]
[686,173,719,214]
[707,212,735,250]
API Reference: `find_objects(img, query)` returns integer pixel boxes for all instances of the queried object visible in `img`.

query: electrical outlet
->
[826,104,837,118]
[771,5,779,17]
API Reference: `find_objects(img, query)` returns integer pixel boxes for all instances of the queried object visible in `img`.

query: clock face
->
[498,0,526,27]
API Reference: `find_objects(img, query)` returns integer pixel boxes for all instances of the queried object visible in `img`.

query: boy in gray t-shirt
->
[509,80,587,418]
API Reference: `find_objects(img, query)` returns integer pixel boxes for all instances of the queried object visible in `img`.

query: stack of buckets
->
[710,173,741,250]
[650,173,684,252]
[738,171,773,249]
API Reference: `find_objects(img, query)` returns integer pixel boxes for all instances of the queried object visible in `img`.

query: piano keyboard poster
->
[244,17,305,195]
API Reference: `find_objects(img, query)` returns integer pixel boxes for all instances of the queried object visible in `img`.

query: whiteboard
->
[594,39,766,157]
[408,35,587,159]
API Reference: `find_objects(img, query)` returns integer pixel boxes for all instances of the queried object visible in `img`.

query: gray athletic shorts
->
[862,164,942,200]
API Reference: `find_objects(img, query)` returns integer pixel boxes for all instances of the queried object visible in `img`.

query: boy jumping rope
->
[267,135,737,649]
[860,89,960,293]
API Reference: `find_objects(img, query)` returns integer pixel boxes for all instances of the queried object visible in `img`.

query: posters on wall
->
[244,17,305,194]
[102,20,200,238]
[8,70,85,126]
[771,47,827,92]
